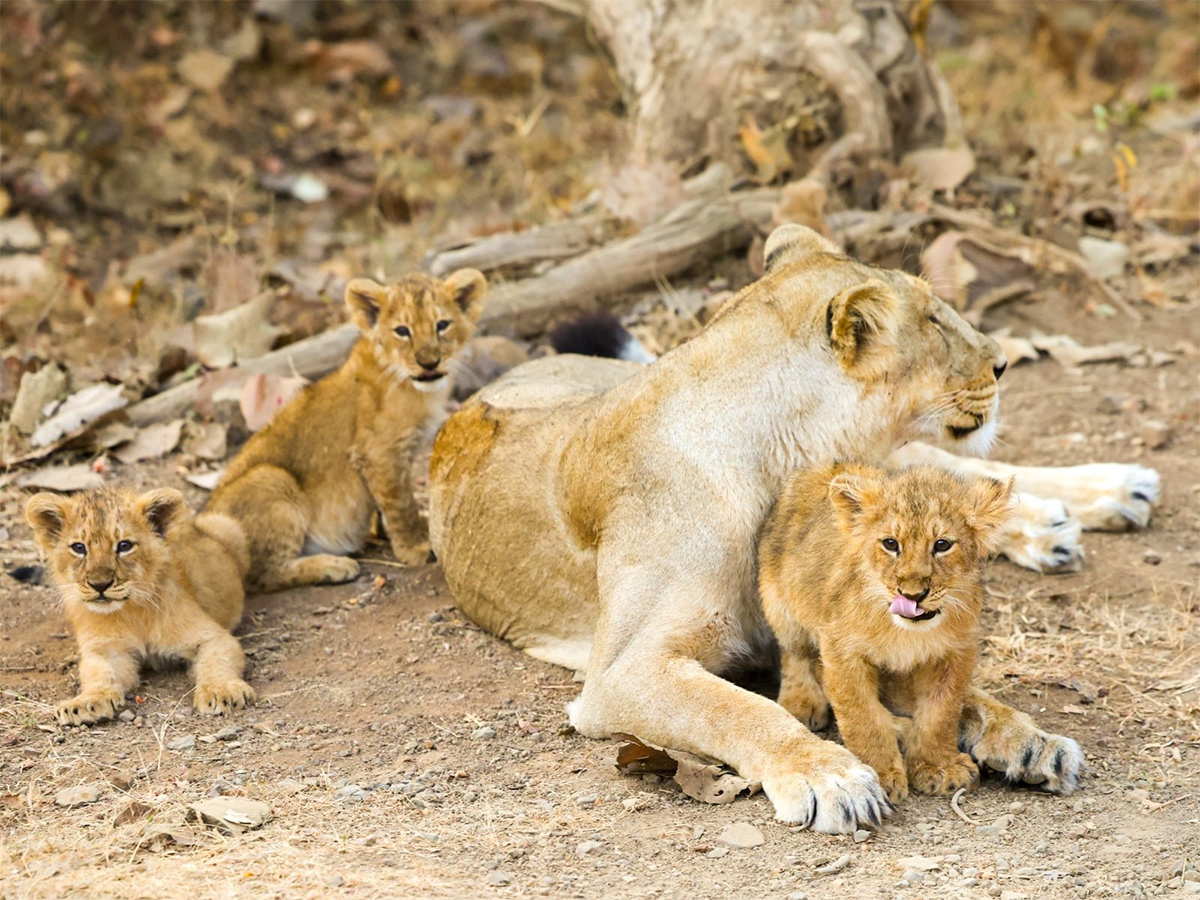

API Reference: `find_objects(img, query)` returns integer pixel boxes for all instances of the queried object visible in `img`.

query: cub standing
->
[758,463,1013,803]
[207,269,486,591]
[26,487,254,724]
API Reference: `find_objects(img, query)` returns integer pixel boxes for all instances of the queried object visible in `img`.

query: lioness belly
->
[430,355,641,671]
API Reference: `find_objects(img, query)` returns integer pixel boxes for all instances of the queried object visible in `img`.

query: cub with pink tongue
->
[889,594,923,618]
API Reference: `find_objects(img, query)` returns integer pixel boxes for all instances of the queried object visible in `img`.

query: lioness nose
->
[900,587,929,603]
[88,578,113,594]
[993,360,1007,380]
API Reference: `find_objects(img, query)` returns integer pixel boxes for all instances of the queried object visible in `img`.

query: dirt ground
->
[2,2,1199,899]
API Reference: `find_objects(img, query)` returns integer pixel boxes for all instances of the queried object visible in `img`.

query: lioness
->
[26,487,253,724]
[208,269,485,591]
[759,464,1020,805]
[428,225,1122,832]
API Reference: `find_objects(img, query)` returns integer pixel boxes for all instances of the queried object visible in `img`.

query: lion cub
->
[26,487,254,725]
[759,464,1012,803]
[207,269,486,591]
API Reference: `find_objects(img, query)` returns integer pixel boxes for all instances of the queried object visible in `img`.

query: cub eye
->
[116,540,135,554]
[69,542,87,556]
[435,319,452,333]
[881,538,900,554]
[394,325,411,339]
[933,539,954,554]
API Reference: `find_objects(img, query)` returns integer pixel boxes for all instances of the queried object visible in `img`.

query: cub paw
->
[763,744,890,834]
[318,556,361,584]
[908,752,979,796]
[876,765,909,805]
[778,689,832,732]
[1068,464,1161,532]
[57,692,124,726]
[194,680,256,716]
[997,495,1084,574]
[391,541,432,567]
[963,716,1084,794]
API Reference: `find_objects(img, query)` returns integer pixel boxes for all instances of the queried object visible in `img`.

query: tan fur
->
[759,464,1012,804]
[25,488,253,725]
[208,269,485,591]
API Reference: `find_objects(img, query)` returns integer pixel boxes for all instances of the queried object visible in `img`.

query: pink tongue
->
[890,595,921,618]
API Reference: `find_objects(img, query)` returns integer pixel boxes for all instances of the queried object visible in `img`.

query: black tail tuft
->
[548,311,655,363]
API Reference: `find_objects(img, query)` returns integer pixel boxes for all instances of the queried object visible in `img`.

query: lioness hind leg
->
[959,687,1084,794]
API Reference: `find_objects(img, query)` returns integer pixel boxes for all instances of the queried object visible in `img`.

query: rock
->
[896,856,943,871]
[56,784,102,808]
[715,822,765,849]
[706,846,729,859]
[470,726,496,740]
[902,870,925,884]
[1078,236,1129,280]
[575,794,598,807]
[167,735,196,752]
[853,829,871,843]
[487,871,512,886]
[214,726,242,741]
[188,797,271,833]
[324,874,344,888]
[118,710,136,723]
[1138,420,1173,450]
[338,785,369,802]
[1142,549,1163,566]
[576,840,604,856]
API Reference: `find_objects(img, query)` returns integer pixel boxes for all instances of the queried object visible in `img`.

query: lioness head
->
[25,487,186,614]
[344,269,486,391]
[763,225,1008,454]
[828,465,1012,629]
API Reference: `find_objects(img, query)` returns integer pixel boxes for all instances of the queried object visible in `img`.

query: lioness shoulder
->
[25,487,254,725]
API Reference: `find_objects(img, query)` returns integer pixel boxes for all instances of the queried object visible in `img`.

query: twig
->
[950,787,982,825]
[357,558,415,570]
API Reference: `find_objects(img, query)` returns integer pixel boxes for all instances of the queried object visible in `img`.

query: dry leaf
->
[31,383,126,448]
[114,420,184,464]
[672,757,760,805]
[182,421,227,461]
[114,801,155,827]
[178,49,234,91]
[136,822,199,849]
[194,293,282,368]
[739,116,790,184]
[614,733,678,776]
[240,374,308,432]
[902,145,975,193]
[185,469,223,491]
[920,231,1035,320]
[0,213,42,250]
[9,365,66,434]
[14,463,104,492]
[89,420,138,450]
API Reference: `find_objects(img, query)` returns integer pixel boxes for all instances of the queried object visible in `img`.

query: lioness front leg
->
[904,656,979,797]
[353,439,429,566]
[59,643,140,725]
[959,687,1083,793]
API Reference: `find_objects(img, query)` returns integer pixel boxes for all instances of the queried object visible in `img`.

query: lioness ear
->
[967,476,1014,550]
[828,473,881,526]
[763,224,840,274]
[444,268,487,322]
[26,493,69,549]
[345,278,387,332]
[827,279,899,372]
[136,488,186,538]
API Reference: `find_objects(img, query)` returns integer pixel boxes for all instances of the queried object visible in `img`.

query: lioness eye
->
[117,540,135,554]
[933,539,954,554]
[394,325,411,338]
[69,542,87,556]
[435,319,452,333]
[881,538,900,554]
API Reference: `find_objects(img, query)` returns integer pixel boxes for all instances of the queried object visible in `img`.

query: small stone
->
[988,887,1003,898]
[338,784,368,802]
[427,611,444,623]
[707,846,730,859]
[188,797,271,833]
[214,726,242,741]
[1184,882,1200,895]
[56,784,102,807]
[167,735,196,752]
[118,710,136,723]
[903,870,925,884]
[108,771,135,791]
[487,871,512,886]
[575,794,598,807]
[1009,801,1025,814]
[1142,549,1162,566]
[622,796,649,812]
[576,839,603,856]
[853,829,871,843]
[1000,892,1030,900]
[1137,421,1172,451]
[715,822,765,849]
[470,726,497,741]
[324,874,344,888]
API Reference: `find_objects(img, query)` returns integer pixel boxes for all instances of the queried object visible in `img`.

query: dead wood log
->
[426,214,612,278]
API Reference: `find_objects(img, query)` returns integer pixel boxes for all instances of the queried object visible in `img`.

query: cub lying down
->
[207,268,486,591]
[759,464,1072,805]
[25,487,254,724]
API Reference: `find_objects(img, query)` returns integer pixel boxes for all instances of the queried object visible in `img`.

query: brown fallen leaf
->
[114,801,155,827]
[240,374,308,432]
[185,469,223,492]
[194,293,283,368]
[9,364,66,435]
[181,421,227,461]
[614,733,678,776]
[920,231,1035,322]
[14,463,104,492]
[113,420,184,465]
[672,756,760,805]
[178,49,234,92]
[902,145,975,193]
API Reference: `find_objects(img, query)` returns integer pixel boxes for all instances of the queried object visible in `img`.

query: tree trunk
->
[544,0,960,176]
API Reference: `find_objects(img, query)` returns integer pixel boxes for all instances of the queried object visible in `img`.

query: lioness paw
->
[997,494,1084,573]
[763,749,890,833]
[391,540,432,567]
[194,680,256,716]
[962,719,1083,794]
[908,752,979,796]
[57,692,124,726]
[1065,464,1161,532]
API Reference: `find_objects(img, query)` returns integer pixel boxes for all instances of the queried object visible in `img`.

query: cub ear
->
[828,472,881,526]
[25,493,70,549]
[827,279,899,372]
[967,476,1015,550]
[763,224,840,274]
[345,278,388,332]
[444,268,487,322]
[136,488,187,538]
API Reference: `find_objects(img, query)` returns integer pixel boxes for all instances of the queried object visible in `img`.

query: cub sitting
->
[207,269,486,591]
[25,487,254,724]
[758,464,1013,803]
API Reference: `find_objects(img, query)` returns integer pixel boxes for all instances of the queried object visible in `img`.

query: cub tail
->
[549,311,656,363]
[191,512,252,582]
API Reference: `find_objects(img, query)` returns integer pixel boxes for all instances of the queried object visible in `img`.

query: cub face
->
[828,465,1012,629]
[25,488,186,614]
[344,269,486,392]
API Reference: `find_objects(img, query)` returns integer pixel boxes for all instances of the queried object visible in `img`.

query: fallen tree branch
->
[426,214,613,278]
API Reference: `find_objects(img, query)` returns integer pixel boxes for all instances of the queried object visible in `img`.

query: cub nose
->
[900,587,929,603]
[993,360,1008,380]
[418,356,441,371]
[88,578,113,595]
